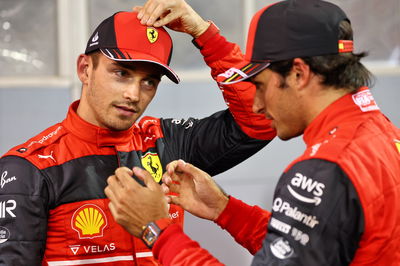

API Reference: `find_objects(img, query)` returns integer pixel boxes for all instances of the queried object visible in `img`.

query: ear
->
[77,54,91,85]
[291,58,311,90]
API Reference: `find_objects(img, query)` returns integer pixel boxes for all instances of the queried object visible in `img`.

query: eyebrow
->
[111,61,162,80]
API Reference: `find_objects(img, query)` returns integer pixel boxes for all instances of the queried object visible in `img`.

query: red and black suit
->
[0,26,275,265]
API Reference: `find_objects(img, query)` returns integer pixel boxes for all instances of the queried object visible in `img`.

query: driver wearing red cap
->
[0,5,275,266]
[105,0,400,265]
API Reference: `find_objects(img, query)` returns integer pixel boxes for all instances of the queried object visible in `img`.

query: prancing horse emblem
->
[141,152,162,182]
[147,27,158,43]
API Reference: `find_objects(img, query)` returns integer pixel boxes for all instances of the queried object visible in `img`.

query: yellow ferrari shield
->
[147,27,158,43]
[141,152,163,182]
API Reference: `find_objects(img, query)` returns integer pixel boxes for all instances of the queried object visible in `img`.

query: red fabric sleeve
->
[215,196,271,255]
[153,224,223,266]
[197,30,276,140]
[153,197,271,265]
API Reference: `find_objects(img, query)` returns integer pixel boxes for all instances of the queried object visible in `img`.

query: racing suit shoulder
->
[2,123,66,169]
[252,158,363,265]
[0,155,52,265]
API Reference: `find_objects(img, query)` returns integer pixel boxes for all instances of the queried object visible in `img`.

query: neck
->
[303,84,350,126]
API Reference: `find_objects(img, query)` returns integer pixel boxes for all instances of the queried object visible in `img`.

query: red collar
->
[62,101,140,147]
[303,87,380,146]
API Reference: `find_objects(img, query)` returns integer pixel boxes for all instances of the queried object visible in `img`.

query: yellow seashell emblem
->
[71,204,108,239]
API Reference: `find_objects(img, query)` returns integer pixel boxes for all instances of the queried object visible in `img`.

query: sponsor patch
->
[37,151,56,163]
[147,27,158,43]
[272,198,319,228]
[270,217,291,234]
[71,204,107,239]
[27,126,62,148]
[270,237,294,259]
[352,89,379,112]
[1,171,17,189]
[0,200,16,218]
[287,172,325,206]
[141,152,162,182]
[16,147,27,153]
[0,226,10,244]
[291,227,310,246]
[69,243,116,255]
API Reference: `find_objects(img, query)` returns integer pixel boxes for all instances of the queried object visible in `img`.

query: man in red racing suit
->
[0,8,275,266]
[104,0,400,265]
[148,87,400,265]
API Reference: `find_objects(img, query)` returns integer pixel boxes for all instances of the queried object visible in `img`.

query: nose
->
[252,90,265,114]
[123,83,140,102]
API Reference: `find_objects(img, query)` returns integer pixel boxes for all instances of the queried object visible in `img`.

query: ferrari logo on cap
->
[141,152,163,182]
[147,27,158,43]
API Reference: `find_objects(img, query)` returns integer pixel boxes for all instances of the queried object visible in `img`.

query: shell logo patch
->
[147,27,158,43]
[141,152,163,182]
[71,204,107,239]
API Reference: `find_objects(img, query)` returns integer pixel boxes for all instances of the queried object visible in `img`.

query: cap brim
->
[218,61,270,85]
[100,48,180,84]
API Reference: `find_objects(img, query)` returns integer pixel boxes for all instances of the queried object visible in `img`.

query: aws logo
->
[141,152,163,182]
[147,27,158,43]
[71,204,107,239]
[287,172,325,206]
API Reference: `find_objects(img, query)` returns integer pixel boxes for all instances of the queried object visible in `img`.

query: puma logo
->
[38,151,56,162]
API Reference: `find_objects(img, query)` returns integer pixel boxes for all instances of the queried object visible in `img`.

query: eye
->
[141,79,159,90]
[115,69,129,77]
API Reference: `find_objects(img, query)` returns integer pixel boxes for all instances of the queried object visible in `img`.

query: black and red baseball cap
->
[220,0,353,85]
[85,11,180,84]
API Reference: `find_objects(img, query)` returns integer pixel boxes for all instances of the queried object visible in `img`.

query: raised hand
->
[105,167,169,237]
[133,0,210,38]
[162,160,229,221]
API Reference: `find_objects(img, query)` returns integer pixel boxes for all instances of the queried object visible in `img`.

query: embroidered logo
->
[352,89,379,112]
[141,152,163,182]
[1,171,16,189]
[38,151,56,162]
[147,27,158,43]
[71,204,107,239]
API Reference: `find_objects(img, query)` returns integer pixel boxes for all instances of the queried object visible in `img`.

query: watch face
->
[142,223,161,248]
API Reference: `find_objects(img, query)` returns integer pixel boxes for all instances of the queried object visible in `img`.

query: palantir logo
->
[287,173,325,206]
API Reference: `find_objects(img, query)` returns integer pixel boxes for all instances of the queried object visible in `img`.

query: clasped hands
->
[104,159,229,238]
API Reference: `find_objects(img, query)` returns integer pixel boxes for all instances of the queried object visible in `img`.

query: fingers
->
[132,167,160,191]
[113,167,140,189]
[176,160,208,183]
[167,194,181,206]
[153,10,180,27]
[146,4,169,26]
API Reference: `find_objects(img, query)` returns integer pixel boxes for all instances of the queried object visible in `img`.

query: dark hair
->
[268,21,373,92]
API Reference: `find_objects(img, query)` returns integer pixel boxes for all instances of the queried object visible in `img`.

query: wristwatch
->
[141,218,172,249]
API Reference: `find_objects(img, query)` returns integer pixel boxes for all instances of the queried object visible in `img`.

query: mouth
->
[114,104,138,116]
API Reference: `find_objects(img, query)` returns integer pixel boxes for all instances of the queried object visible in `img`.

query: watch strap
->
[141,218,172,249]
